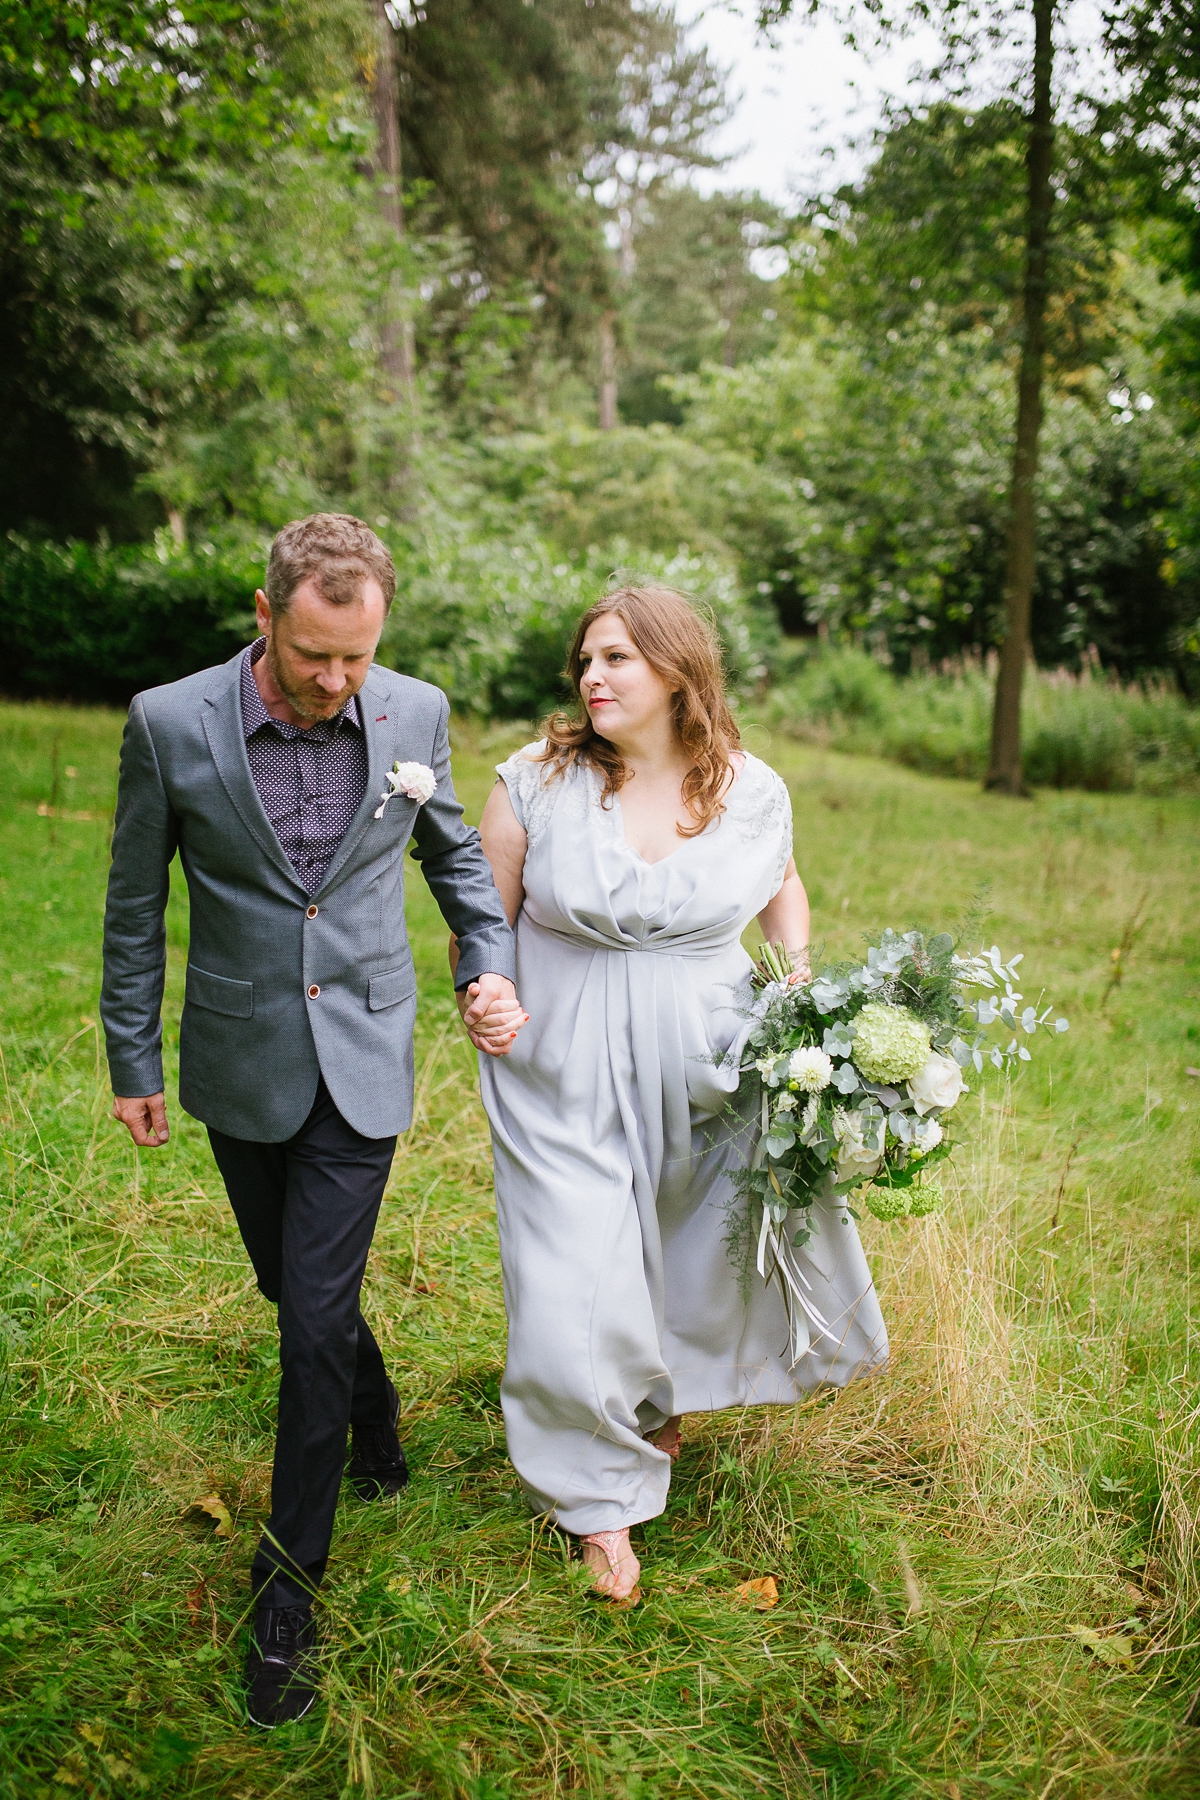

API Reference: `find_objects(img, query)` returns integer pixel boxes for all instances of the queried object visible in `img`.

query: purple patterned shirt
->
[240,639,368,893]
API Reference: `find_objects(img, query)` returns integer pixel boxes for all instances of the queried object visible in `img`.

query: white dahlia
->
[787,1046,834,1093]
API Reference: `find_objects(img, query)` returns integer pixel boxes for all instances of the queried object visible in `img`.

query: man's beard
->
[267,643,355,722]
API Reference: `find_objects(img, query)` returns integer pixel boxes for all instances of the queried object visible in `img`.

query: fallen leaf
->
[734,1576,779,1610]
[1067,1623,1135,1669]
[185,1579,207,1626]
[78,1722,105,1748]
[189,1494,235,1538]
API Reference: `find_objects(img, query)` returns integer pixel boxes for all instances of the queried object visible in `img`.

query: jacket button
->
[307,984,320,999]
[306,905,318,919]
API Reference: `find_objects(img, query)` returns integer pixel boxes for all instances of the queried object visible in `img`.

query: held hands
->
[458,973,528,1057]
[113,1091,170,1147]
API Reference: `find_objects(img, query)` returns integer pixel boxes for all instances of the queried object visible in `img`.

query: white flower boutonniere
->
[373,760,437,820]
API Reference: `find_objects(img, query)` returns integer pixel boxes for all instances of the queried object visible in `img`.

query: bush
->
[0,526,776,717]
[382,533,776,717]
[0,533,255,705]
[758,649,1200,793]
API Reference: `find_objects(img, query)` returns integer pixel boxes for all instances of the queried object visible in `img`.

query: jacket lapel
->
[316,666,399,895]
[201,654,309,895]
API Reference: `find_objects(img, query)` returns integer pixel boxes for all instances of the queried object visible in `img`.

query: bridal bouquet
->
[734,929,1068,1356]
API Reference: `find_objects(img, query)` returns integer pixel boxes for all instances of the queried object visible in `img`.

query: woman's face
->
[578,615,674,744]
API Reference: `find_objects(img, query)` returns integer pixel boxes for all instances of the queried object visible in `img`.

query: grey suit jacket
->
[101,650,515,1141]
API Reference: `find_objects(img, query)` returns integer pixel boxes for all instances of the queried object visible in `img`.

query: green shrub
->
[0,526,776,717]
[0,534,255,704]
[382,534,775,717]
[759,649,1200,793]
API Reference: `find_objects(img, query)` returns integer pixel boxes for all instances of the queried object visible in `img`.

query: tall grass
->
[757,649,1200,793]
[0,701,1198,1796]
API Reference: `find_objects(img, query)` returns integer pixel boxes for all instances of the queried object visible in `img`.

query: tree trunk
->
[370,0,417,417]
[598,310,618,429]
[985,0,1055,795]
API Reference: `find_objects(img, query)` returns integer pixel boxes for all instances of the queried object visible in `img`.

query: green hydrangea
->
[908,1178,944,1218]
[866,1185,911,1221]
[852,1002,931,1083]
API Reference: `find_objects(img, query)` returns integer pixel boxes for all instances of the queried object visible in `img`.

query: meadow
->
[1,699,1198,1799]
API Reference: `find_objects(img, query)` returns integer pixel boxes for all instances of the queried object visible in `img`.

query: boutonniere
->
[373,760,437,820]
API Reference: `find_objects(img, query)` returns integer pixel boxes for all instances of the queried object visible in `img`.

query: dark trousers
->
[208,1076,397,1609]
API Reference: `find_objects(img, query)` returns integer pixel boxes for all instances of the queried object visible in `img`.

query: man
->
[101,514,524,1727]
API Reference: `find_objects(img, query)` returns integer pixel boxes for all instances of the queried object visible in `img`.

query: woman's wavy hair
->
[538,585,741,839]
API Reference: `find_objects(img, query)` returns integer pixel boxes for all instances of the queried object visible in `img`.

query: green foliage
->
[759,647,1200,792]
[0,523,774,716]
[476,422,800,606]
[381,533,774,716]
[790,102,1128,374]
[614,187,785,426]
[0,534,252,704]
[676,333,1200,682]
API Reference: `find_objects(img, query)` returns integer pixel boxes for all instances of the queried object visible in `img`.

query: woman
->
[466,587,887,1603]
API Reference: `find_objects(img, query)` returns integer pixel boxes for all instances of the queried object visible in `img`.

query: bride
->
[459,585,887,1603]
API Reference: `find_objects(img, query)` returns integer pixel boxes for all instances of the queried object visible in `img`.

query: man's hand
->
[457,974,527,1057]
[113,1092,170,1147]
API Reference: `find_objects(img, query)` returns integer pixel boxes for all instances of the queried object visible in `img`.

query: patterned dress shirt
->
[240,638,368,893]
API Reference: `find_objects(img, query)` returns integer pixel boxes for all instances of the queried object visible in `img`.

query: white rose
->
[787,1046,834,1092]
[907,1051,967,1116]
[388,761,438,804]
[832,1108,883,1184]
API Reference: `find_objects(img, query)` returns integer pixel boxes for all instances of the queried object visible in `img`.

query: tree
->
[761,0,1109,792]
[985,0,1054,793]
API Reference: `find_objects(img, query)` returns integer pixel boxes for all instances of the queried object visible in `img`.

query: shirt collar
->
[240,638,362,742]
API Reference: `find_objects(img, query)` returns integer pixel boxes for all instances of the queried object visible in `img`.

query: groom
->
[101,514,522,1726]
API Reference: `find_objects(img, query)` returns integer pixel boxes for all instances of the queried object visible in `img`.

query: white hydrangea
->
[787,1046,834,1092]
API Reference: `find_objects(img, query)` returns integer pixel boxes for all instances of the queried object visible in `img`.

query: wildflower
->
[851,1003,931,1084]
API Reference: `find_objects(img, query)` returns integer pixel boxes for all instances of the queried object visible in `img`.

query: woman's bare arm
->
[479,779,528,925]
[755,858,811,979]
[448,778,530,1032]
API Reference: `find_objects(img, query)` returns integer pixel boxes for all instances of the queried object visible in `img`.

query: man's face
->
[255,575,388,723]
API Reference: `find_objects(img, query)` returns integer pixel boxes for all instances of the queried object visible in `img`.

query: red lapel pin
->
[375,716,388,722]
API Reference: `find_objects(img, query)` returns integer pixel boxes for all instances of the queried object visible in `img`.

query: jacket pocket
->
[186,964,254,1019]
[368,967,417,1012]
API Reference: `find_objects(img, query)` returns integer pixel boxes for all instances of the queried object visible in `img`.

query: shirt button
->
[307,984,320,999]
[306,905,318,919]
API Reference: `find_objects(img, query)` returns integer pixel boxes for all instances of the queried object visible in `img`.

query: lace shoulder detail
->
[495,741,560,847]
[731,755,793,891]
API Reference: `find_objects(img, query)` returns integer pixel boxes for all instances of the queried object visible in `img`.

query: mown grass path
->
[1,701,1198,1799]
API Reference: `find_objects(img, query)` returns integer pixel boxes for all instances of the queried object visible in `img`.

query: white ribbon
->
[756,1203,834,1371]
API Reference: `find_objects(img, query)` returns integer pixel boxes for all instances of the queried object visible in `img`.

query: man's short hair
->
[265,514,397,614]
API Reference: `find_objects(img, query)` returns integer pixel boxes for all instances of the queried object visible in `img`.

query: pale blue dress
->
[479,745,887,1535]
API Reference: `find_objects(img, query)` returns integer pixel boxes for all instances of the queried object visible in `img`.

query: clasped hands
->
[457,971,528,1056]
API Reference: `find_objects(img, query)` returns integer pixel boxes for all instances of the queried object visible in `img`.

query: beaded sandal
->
[580,1529,641,1606]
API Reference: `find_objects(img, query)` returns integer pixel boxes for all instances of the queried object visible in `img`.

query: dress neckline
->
[610,752,750,868]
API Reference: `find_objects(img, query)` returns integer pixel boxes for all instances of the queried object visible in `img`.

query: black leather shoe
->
[347,1379,409,1500]
[245,1604,317,1727]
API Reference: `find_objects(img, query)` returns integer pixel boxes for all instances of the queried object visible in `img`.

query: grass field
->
[1,700,1199,1800]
